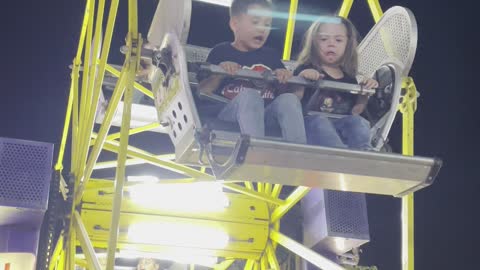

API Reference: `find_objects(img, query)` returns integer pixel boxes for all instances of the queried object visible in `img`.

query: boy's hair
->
[297,16,360,77]
[230,0,273,17]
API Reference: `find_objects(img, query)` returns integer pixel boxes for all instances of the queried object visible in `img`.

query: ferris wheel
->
[0,1,442,270]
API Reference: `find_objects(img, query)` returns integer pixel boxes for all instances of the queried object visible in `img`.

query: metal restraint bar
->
[187,62,376,96]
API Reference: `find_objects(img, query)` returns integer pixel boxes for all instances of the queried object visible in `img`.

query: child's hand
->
[351,103,366,115]
[274,68,293,84]
[219,61,241,75]
[361,78,379,89]
[299,69,324,81]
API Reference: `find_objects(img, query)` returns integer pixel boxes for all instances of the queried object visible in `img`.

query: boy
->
[198,0,306,143]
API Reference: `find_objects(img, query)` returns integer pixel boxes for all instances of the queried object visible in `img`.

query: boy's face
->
[315,23,348,65]
[230,4,272,51]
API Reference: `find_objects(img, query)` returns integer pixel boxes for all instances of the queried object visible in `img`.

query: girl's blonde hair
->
[297,16,360,77]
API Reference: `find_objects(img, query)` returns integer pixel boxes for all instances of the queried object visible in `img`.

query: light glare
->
[195,0,232,7]
[128,182,230,212]
[128,222,229,249]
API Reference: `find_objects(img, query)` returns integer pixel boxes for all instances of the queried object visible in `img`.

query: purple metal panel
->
[302,189,370,256]
[0,137,54,227]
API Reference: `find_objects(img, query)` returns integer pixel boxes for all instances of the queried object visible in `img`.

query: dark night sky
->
[1,0,478,269]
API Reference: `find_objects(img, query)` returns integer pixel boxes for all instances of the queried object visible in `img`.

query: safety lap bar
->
[188,62,376,96]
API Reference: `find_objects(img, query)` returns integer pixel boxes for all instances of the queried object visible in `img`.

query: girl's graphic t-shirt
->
[294,64,357,115]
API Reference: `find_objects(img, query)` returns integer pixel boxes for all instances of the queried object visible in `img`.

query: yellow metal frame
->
[49,0,419,269]
[400,77,417,270]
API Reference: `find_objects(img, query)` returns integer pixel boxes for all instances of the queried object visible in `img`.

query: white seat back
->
[148,0,192,46]
[357,6,418,149]
[358,6,418,77]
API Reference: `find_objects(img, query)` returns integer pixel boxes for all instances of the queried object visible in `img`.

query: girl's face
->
[314,23,348,66]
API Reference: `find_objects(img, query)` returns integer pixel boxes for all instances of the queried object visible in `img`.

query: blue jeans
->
[305,114,372,150]
[218,89,306,144]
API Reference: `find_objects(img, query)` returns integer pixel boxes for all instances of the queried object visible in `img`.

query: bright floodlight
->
[195,0,232,7]
[128,181,230,213]
[128,175,159,183]
[128,222,229,250]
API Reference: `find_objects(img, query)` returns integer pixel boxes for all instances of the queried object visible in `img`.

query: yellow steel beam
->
[106,123,160,141]
[401,77,418,113]
[49,234,65,270]
[260,254,268,270]
[71,2,85,173]
[400,77,416,270]
[271,186,310,223]
[93,153,175,170]
[282,0,298,60]
[244,181,254,190]
[270,230,344,270]
[81,0,120,181]
[98,138,214,179]
[402,194,414,270]
[89,122,160,147]
[257,183,264,193]
[55,0,91,171]
[75,66,128,204]
[223,183,284,205]
[244,260,254,270]
[73,211,102,270]
[55,79,74,171]
[271,184,282,198]
[271,219,280,251]
[105,64,154,98]
[105,3,140,267]
[72,64,79,172]
[51,249,65,270]
[127,0,138,34]
[84,0,106,142]
[338,0,354,18]
[367,0,384,23]
[51,251,65,270]
[105,62,135,270]
[74,259,88,268]
[266,243,280,270]
[264,183,272,195]
[213,259,235,270]
[76,0,96,177]
[79,0,120,182]
[66,213,77,269]
[74,0,92,64]
[77,0,121,187]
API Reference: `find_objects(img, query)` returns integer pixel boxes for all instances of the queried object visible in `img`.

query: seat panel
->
[201,133,441,197]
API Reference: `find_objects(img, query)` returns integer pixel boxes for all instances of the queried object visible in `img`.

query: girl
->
[294,16,378,150]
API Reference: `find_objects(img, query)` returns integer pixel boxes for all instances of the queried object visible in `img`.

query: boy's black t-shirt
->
[294,64,357,115]
[204,42,285,103]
